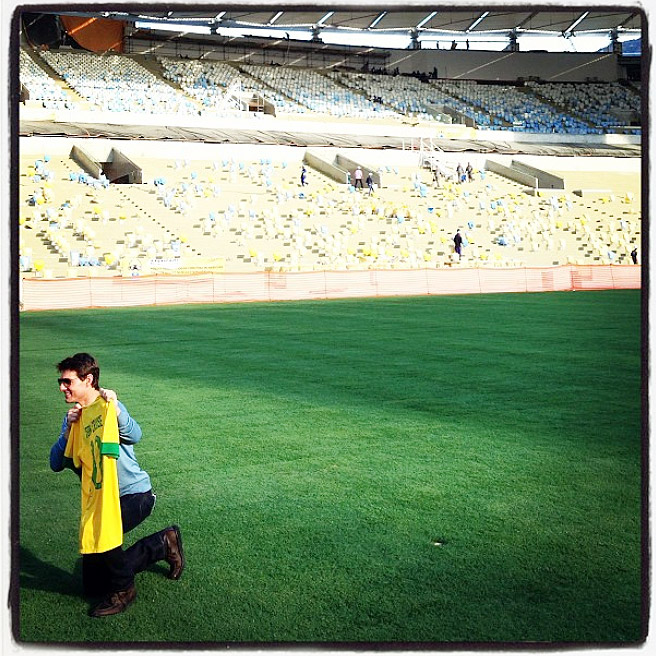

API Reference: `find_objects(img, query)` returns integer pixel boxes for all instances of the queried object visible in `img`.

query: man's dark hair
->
[57,353,100,390]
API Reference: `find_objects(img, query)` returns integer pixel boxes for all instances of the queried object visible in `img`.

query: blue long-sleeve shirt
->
[50,400,152,496]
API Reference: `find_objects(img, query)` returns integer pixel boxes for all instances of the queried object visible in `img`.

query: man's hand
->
[99,388,121,416]
[66,402,82,426]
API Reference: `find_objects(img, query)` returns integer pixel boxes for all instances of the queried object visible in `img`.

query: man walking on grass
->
[50,352,185,617]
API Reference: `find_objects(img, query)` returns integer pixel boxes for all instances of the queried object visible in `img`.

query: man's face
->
[58,369,93,405]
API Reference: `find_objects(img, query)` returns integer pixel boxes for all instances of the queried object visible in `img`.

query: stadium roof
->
[115,7,643,32]
[56,5,643,52]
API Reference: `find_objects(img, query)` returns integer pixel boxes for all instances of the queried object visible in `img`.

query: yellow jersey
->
[64,395,123,554]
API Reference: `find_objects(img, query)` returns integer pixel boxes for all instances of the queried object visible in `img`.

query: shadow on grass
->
[20,545,171,593]
[19,546,82,597]
[145,562,169,577]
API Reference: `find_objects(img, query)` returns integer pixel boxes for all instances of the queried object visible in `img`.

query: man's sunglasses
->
[57,377,80,386]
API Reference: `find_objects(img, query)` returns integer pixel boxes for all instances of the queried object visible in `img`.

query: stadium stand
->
[158,57,299,116]
[19,141,641,280]
[19,48,79,111]
[525,81,641,135]
[327,70,451,122]
[38,49,200,115]
[240,64,389,118]
[23,46,642,133]
[17,40,642,305]
[435,79,591,134]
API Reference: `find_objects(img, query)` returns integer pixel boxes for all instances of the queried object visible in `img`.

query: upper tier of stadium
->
[19,44,641,141]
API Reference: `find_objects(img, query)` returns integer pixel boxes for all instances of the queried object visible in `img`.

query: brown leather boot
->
[163,525,185,580]
[89,585,137,617]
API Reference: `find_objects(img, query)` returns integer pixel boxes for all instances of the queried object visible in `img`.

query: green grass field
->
[15,290,645,646]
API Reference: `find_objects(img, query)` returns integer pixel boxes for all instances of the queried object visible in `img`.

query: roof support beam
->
[369,12,386,29]
[564,11,589,35]
[516,12,538,30]
[416,12,437,29]
[318,12,334,26]
[467,12,489,32]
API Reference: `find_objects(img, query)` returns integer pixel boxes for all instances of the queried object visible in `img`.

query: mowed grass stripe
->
[17,290,643,644]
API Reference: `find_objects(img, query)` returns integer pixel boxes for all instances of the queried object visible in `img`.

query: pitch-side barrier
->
[19,264,641,311]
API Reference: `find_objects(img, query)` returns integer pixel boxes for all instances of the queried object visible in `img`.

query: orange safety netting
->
[20,265,641,311]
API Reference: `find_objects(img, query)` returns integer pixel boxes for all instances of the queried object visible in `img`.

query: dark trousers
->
[121,489,156,533]
[82,490,167,597]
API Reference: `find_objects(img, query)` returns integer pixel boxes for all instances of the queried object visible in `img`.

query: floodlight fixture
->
[134,20,212,35]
